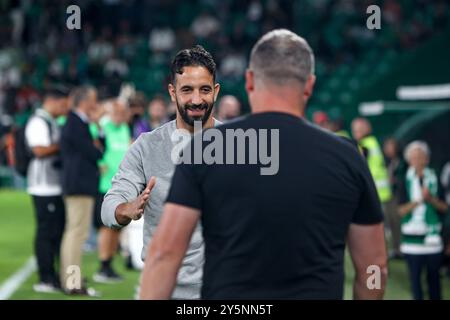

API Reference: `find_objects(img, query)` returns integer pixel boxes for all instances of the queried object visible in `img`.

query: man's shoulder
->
[131,120,176,154]
[27,114,46,127]
[65,111,76,120]
[62,112,77,127]
[140,120,175,140]
[64,112,87,130]
[25,115,47,137]
[28,110,58,130]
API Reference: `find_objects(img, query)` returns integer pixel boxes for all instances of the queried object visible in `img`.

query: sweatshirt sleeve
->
[101,136,147,228]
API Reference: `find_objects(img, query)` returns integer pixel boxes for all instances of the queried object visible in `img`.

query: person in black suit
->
[60,85,103,296]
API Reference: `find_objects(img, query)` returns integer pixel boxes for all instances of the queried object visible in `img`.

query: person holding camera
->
[25,85,69,293]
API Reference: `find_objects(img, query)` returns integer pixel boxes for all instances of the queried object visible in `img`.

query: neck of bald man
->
[250,81,306,118]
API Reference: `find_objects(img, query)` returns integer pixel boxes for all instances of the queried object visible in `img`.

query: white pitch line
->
[0,256,36,300]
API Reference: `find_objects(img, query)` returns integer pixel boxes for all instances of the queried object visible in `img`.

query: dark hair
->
[44,83,70,99]
[170,45,216,84]
[128,92,147,109]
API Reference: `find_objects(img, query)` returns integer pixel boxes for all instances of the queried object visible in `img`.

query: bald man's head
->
[249,29,314,86]
[351,118,372,141]
[218,95,241,121]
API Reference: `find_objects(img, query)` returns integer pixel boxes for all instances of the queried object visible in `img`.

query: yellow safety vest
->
[359,136,392,203]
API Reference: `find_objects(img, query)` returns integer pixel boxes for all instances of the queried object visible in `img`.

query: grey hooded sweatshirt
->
[102,119,220,299]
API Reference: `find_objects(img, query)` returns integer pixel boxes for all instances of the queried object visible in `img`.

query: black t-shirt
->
[166,112,383,299]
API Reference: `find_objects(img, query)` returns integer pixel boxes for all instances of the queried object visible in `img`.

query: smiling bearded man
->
[101,45,221,299]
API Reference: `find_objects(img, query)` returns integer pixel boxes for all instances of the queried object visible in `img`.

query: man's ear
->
[214,83,220,102]
[245,69,254,94]
[168,83,176,102]
[303,74,316,103]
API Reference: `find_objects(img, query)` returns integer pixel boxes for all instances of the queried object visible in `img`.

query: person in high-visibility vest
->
[351,118,392,204]
[329,116,351,139]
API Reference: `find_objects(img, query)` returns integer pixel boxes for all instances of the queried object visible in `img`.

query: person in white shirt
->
[25,85,69,293]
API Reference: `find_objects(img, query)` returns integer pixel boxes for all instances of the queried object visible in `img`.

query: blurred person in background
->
[216,95,241,122]
[25,85,69,293]
[167,101,177,121]
[128,95,168,138]
[312,110,352,139]
[329,116,350,139]
[91,99,131,283]
[147,96,169,130]
[440,162,450,208]
[0,122,10,168]
[60,85,104,296]
[398,141,448,300]
[440,161,450,276]
[383,137,406,259]
[352,117,392,215]
[148,24,176,54]
[127,92,147,141]
[312,110,331,131]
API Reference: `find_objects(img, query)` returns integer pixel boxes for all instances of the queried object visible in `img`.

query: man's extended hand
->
[115,177,156,226]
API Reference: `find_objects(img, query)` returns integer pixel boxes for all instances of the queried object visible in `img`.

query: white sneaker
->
[33,282,61,294]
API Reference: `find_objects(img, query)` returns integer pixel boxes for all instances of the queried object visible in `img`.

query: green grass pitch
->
[1,189,449,300]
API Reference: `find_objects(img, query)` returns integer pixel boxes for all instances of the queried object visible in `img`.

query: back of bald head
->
[352,117,372,132]
[218,95,241,120]
[249,29,315,87]
[351,117,373,141]
[219,95,240,109]
[70,85,96,109]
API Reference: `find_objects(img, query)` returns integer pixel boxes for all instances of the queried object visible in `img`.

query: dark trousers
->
[32,195,65,284]
[404,252,442,300]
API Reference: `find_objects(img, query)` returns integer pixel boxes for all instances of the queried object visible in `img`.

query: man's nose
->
[191,90,202,105]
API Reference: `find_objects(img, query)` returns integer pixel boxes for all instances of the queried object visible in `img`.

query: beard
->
[176,99,214,127]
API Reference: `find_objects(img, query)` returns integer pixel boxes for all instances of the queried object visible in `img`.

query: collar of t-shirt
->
[74,110,90,124]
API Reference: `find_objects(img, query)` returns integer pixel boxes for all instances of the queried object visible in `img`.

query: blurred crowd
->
[0,0,449,131]
[313,109,450,299]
